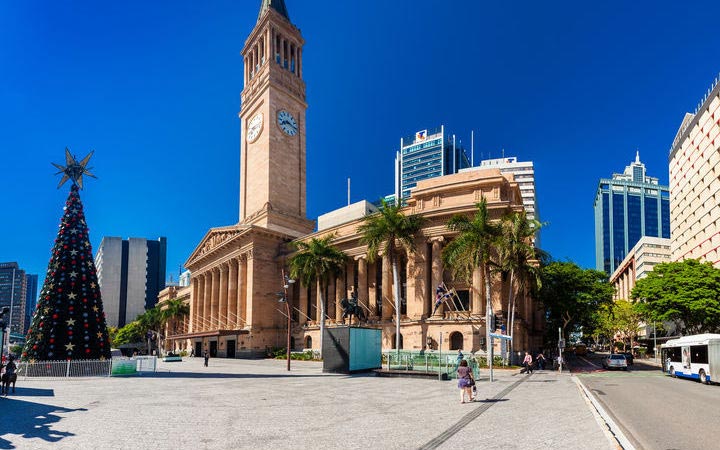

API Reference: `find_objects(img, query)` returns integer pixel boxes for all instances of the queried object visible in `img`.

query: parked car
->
[621,352,634,365]
[602,354,628,371]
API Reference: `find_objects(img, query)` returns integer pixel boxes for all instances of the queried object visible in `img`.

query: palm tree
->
[161,298,190,338]
[497,210,544,362]
[288,235,347,358]
[442,199,502,356]
[358,198,425,355]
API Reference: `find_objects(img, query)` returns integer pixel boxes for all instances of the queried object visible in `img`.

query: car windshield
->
[610,355,625,360]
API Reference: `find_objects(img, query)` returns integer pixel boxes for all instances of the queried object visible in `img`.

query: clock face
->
[277,110,298,136]
[247,113,263,143]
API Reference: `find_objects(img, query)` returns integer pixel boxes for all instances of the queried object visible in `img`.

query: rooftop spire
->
[258,0,290,22]
[635,149,640,164]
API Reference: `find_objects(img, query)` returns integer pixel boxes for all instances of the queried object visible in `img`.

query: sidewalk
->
[0,359,616,449]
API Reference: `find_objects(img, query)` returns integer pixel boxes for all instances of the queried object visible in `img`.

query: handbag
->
[466,375,475,387]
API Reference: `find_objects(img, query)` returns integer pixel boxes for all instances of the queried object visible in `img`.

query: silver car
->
[602,354,628,371]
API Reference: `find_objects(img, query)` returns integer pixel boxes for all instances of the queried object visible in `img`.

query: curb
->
[573,376,636,450]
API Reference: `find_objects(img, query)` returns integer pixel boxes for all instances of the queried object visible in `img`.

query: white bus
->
[660,334,720,384]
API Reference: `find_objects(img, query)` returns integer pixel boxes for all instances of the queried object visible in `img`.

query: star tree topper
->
[52,148,97,189]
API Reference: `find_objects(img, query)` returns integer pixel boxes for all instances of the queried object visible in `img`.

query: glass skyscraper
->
[594,152,670,274]
[394,125,471,201]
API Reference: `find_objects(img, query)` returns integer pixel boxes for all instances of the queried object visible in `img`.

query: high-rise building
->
[462,156,539,222]
[669,75,720,265]
[95,237,167,328]
[594,152,670,274]
[24,273,38,334]
[0,262,27,336]
[394,126,471,200]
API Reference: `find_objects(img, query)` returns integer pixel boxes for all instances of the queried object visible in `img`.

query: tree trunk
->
[485,264,493,377]
[391,253,401,357]
[317,279,325,359]
[507,270,515,364]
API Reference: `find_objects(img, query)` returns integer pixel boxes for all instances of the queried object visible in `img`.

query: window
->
[450,332,464,350]
[691,345,709,364]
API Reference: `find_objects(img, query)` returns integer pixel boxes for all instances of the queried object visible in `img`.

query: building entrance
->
[210,341,218,357]
[226,340,236,358]
[195,341,202,357]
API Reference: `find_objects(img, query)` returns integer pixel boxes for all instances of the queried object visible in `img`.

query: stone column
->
[191,277,199,333]
[219,263,229,328]
[297,48,302,77]
[381,254,393,320]
[299,283,309,325]
[238,256,248,328]
[472,267,483,315]
[346,259,356,301]
[228,259,238,328]
[202,272,211,331]
[368,261,377,318]
[357,256,368,317]
[335,273,345,323]
[328,277,336,322]
[431,238,445,317]
[210,267,220,330]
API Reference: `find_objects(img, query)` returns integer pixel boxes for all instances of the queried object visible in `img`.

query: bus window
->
[691,345,709,364]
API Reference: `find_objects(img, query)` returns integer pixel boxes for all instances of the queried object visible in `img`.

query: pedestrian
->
[455,349,464,370]
[536,352,546,370]
[204,351,209,367]
[1,355,18,396]
[522,351,533,374]
[456,359,475,403]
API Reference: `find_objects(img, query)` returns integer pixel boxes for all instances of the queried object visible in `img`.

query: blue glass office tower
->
[594,153,670,274]
[394,126,471,201]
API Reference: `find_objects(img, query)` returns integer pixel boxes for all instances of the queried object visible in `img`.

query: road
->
[573,353,720,450]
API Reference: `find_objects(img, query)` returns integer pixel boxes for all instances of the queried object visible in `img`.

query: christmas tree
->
[23,150,111,361]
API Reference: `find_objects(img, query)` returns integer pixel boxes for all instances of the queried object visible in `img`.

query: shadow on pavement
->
[2,387,55,397]
[473,398,509,403]
[0,399,86,449]
[141,372,336,379]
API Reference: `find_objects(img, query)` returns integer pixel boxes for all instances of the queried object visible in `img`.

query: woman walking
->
[456,359,475,403]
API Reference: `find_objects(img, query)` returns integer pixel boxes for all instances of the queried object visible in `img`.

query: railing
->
[17,359,112,380]
[382,350,482,379]
[16,357,158,380]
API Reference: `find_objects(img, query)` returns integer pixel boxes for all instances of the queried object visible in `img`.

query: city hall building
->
[171,0,544,357]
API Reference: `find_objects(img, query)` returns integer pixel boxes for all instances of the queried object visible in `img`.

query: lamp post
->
[280,269,295,371]
[0,307,9,360]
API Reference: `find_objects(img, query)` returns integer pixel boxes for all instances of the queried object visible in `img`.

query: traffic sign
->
[489,333,512,340]
[558,339,565,348]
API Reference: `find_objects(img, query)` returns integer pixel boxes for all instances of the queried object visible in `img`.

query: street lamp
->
[280,269,295,371]
[0,306,10,360]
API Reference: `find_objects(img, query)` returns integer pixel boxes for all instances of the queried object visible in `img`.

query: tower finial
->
[635,149,640,164]
[258,0,290,22]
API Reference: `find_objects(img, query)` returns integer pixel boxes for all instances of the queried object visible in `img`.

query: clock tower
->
[239,0,313,237]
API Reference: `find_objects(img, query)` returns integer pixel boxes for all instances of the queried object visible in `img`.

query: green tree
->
[538,261,614,345]
[114,321,143,347]
[106,326,119,347]
[596,300,642,351]
[497,210,544,359]
[161,298,190,336]
[442,199,502,351]
[358,199,424,353]
[632,259,720,334]
[288,235,347,358]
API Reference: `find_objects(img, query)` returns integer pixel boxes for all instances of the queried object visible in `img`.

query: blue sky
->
[2,0,720,287]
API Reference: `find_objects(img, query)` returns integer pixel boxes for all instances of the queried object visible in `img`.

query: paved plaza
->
[1,358,616,450]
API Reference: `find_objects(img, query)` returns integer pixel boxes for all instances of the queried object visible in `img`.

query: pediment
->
[185,225,249,268]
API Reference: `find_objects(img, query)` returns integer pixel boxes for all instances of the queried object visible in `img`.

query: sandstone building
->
[172,0,544,357]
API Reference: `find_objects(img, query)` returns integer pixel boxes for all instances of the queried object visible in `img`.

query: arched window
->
[450,331,464,350]
[305,336,312,349]
[392,333,404,350]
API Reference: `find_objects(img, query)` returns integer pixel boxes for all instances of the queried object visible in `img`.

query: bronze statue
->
[340,292,366,325]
